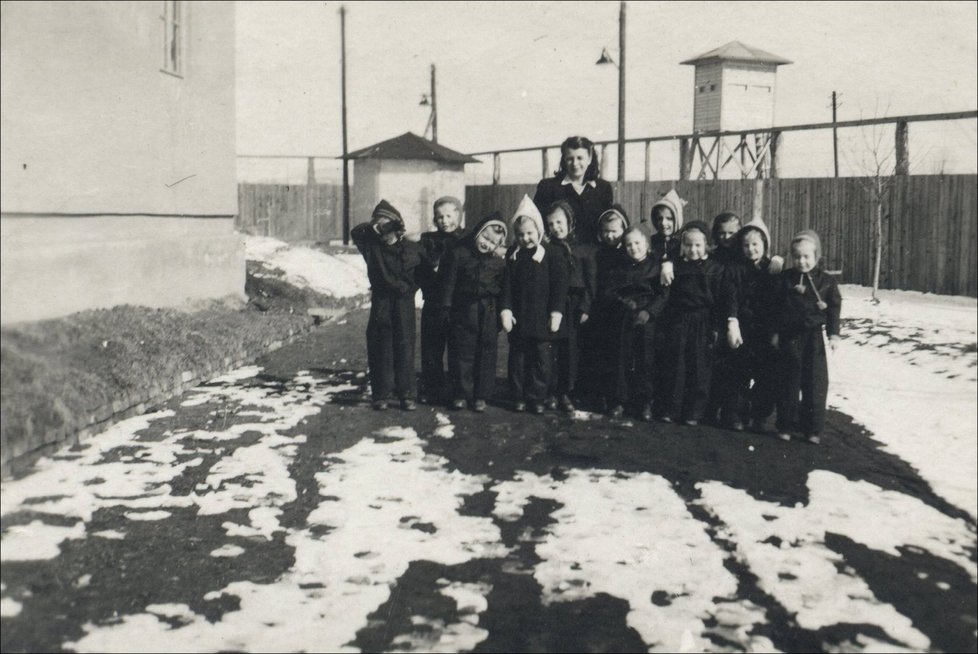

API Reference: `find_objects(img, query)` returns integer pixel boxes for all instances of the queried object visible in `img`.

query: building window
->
[161,1,183,77]
[752,85,772,93]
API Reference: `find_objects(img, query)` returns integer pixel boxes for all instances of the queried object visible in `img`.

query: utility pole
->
[617,0,626,182]
[339,6,350,244]
[430,64,438,143]
[831,91,839,178]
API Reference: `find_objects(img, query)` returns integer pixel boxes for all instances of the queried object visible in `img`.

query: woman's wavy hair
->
[554,136,601,182]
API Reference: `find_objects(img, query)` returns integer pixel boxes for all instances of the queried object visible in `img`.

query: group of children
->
[352,189,841,444]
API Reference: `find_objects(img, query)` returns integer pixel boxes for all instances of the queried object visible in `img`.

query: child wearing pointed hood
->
[500,195,570,414]
[544,200,597,411]
[658,220,733,425]
[417,196,467,404]
[716,217,783,431]
[648,189,687,285]
[579,204,630,410]
[773,229,842,444]
[437,211,509,412]
[351,200,429,411]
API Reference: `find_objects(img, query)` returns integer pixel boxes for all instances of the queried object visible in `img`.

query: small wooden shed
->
[681,41,792,133]
[348,132,480,233]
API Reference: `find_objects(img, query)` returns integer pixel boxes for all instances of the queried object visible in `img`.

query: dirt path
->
[2,309,975,653]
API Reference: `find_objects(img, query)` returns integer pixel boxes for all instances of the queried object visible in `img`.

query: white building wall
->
[692,63,723,132]
[720,64,778,131]
[352,159,467,235]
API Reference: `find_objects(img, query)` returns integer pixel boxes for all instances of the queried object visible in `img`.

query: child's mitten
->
[634,310,650,326]
[828,335,840,351]
[660,261,675,286]
[727,318,744,349]
[549,312,563,333]
[500,310,515,333]
[769,255,784,274]
[622,298,638,310]
[770,333,780,349]
[579,312,589,324]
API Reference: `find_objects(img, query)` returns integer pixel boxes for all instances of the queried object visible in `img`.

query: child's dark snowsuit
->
[352,219,425,402]
[663,256,728,421]
[724,257,780,425]
[438,217,507,403]
[775,267,841,436]
[548,239,596,401]
[604,254,668,409]
[502,243,569,403]
[418,228,464,401]
[582,242,626,404]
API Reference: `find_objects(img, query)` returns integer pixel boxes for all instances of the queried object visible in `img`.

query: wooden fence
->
[237,183,343,243]
[465,174,977,297]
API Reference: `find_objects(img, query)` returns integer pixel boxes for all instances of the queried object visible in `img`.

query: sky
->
[235,1,978,182]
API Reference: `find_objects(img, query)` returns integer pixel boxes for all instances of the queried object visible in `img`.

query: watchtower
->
[679,41,791,179]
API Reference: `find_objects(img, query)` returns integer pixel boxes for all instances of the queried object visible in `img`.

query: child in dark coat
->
[603,227,669,421]
[351,200,426,411]
[648,189,686,281]
[417,196,466,404]
[722,217,782,431]
[501,195,569,414]
[581,205,629,411]
[544,200,597,412]
[438,212,509,412]
[661,220,730,425]
[774,230,842,444]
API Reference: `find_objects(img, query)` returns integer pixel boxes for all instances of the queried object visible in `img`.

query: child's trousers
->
[420,304,451,399]
[508,336,554,403]
[613,319,657,407]
[449,298,499,401]
[724,338,779,424]
[776,327,828,435]
[552,291,584,398]
[366,293,417,401]
[664,309,715,420]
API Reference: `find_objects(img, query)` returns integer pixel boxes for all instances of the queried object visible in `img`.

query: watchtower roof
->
[680,41,792,66]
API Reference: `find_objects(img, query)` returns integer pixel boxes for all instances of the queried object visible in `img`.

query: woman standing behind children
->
[417,196,466,404]
[500,195,569,414]
[544,200,597,412]
[660,220,730,425]
[774,230,842,444]
[351,200,427,411]
[437,212,509,412]
[603,227,669,421]
[533,136,614,246]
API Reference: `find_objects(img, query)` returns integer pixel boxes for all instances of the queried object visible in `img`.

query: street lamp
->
[419,64,437,143]
[596,1,626,182]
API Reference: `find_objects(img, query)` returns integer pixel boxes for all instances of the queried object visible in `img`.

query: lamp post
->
[596,1,626,182]
[420,64,438,143]
[339,5,350,244]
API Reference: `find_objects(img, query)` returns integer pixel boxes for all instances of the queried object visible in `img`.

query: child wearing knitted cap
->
[437,211,509,412]
[500,195,569,414]
[773,229,842,444]
[544,200,597,412]
[659,220,731,425]
[720,217,783,432]
[417,196,466,404]
[351,200,429,411]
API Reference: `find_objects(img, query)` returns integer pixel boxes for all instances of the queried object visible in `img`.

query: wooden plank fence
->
[466,174,978,297]
[237,183,343,243]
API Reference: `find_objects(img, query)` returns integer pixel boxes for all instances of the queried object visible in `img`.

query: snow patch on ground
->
[245,236,370,298]
[697,469,977,651]
[491,469,770,652]
[0,596,23,617]
[833,285,978,518]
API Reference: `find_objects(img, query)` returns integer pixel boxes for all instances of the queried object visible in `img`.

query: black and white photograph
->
[1,1,976,652]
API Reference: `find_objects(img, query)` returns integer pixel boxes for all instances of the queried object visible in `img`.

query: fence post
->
[895,120,909,176]
[752,178,764,222]
[599,144,609,179]
[679,137,692,180]
[492,152,501,185]
[542,148,550,179]
[644,140,651,182]
[306,157,316,240]
[769,131,781,179]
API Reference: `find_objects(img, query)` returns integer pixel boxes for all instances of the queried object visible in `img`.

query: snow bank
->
[244,235,369,298]
[832,285,977,519]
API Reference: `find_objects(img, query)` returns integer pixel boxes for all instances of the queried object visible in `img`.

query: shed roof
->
[680,41,792,66]
[345,132,480,164]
